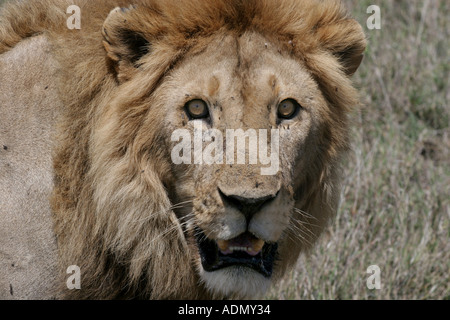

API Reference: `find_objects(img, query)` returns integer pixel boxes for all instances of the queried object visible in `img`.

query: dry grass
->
[268,0,449,300]
[1,0,448,300]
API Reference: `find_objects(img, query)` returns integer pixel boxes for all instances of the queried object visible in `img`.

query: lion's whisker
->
[131,200,194,223]
[290,228,314,247]
[286,229,313,248]
[286,217,316,247]
[293,207,319,221]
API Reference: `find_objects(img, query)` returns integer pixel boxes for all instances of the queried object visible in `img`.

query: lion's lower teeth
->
[230,246,250,252]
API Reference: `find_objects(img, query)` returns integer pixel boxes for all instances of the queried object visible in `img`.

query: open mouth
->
[195,228,278,278]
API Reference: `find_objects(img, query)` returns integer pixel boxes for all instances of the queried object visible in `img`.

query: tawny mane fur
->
[0,0,365,299]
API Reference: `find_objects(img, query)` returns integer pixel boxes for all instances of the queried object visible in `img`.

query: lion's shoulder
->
[0,34,61,299]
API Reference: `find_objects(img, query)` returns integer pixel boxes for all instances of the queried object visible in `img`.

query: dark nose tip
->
[218,188,278,221]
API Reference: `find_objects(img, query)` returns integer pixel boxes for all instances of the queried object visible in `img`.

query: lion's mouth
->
[194,228,278,278]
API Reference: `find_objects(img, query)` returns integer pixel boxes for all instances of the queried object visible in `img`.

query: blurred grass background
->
[1,0,448,300]
[268,0,449,300]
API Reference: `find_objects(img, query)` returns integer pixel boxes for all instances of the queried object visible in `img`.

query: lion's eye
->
[277,99,300,120]
[185,99,209,119]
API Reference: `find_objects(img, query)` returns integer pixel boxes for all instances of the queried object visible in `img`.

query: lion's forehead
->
[162,32,316,125]
[177,32,311,88]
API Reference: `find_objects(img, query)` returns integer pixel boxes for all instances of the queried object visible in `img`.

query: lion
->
[0,0,366,299]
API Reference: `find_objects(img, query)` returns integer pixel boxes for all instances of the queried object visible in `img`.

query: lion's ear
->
[102,6,151,80]
[317,19,367,76]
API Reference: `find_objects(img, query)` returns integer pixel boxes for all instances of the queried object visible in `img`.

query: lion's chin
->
[199,266,271,299]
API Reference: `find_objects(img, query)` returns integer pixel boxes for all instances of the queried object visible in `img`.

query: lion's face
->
[70,1,366,299]
[145,32,333,297]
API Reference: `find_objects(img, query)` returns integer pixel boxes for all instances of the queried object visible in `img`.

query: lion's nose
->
[218,188,278,222]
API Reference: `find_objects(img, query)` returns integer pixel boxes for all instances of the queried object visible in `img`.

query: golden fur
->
[0,0,365,299]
